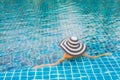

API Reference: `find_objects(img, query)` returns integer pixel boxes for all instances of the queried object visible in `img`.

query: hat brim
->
[60,38,87,56]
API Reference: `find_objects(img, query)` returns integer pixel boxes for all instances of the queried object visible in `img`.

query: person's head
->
[60,36,87,56]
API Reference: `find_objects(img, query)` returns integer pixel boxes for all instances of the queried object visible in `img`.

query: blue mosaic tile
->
[0,0,120,80]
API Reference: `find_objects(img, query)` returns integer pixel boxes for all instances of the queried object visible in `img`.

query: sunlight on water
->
[0,0,120,71]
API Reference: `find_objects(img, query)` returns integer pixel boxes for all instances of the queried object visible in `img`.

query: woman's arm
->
[33,58,66,69]
[82,52,111,59]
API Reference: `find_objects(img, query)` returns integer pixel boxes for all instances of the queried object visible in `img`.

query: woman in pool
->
[33,36,111,69]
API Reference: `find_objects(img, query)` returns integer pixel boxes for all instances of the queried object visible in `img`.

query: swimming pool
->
[0,0,120,80]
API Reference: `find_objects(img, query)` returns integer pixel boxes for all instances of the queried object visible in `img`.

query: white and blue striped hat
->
[60,37,87,56]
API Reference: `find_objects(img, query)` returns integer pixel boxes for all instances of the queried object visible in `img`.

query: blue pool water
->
[0,0,120,80]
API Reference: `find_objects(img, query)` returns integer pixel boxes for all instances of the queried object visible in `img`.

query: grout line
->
[10,70,15,80]
[3,72,7,80]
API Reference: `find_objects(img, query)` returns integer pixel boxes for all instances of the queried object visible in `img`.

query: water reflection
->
[0,0,120,71]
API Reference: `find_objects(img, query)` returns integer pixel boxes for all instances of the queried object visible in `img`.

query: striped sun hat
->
[60,36,87,56]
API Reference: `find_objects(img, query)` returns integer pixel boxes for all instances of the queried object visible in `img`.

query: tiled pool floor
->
[0,53,120,80]
[0,0,120,80]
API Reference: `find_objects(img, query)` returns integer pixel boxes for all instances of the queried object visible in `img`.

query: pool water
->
[0,0,120,80]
